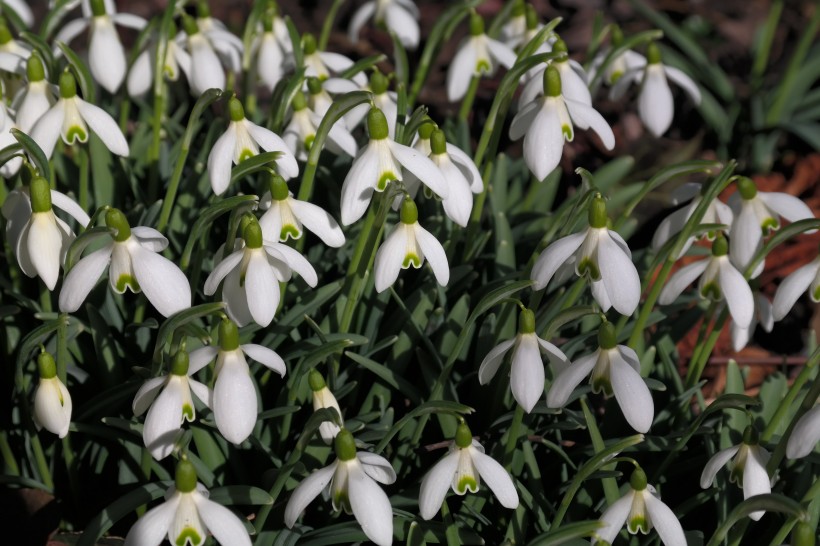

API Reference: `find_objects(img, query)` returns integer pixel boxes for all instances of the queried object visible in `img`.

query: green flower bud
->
[291,91,307,111]
[219,318,240,351]
[369,70,389,95]
[175,459,198,493]
[26,55,45,82]
[302,33,317,55]
[307,77,323,95]
[308,369,327,392]
[469,12,485,36]
[334,428,357,461]
[367,108,389,140]
[262,12,274,32]
[588,195,608,229]
[711,234,728,257]
[646,43,662,65]
[417,118,436,140]
[737,177,758,200]
[598,321,617,350]
[629,467,648,491]
[400,198,418,225]
[430,129,447,155]
[38,352,57,379]
[243,218,264,249]
[59,71,77,99]
[90,0,107,16]
[742,425,759,445]
[182,15,199,37]
[270,174,289,201]
[105,209,132,242]
[196,1,211,19]
[170,349,190,376]
[792,522,816,546]
[543,64,562,97]
[518,308,536,334]
[30,176,52,213]
[228,97,245,121]
[511,0,526,17]
[455,421,473,448]
[525,5,538,30]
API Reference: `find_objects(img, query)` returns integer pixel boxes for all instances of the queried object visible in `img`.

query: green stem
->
[318,0,345,50]
[30,433,54,491]
[148,81,166,203]
[441,499,462,546]
[61,435,79,507]
[56,313,68,384]
[503,403,525,468]
[581,397,619,505]
[0,431,19,475]
[685,308,729,389]
[762,348,819,442]
[156,140,188,233]
[626,260,674,348]
[768,372,820,474]
[79,146,89,212]
[39,282,52,314]
[458,76,480,123]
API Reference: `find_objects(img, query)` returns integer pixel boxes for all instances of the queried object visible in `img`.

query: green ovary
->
[377,171,396,191]
[403,253,422,269]
[175,527,202,546]
[65,126,88,144]
[116,275,140,293]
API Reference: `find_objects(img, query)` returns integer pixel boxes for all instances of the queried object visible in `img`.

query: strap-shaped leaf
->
[11,128,50,180]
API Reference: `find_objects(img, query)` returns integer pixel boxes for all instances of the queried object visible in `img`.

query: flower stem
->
[38,282,52,314]
[685,308,728,389]
[503,403,525,468]
[0,431,19,475]
[156,137,188,233]
[441,500,462,546]
[30,433,53,491]
[458,75,480,123]
[56,312,68,384]
[768,370,820,474]
[78,146,89,211]
[147,81,166,203]
[762,347,819,442]
[626,259,675,349]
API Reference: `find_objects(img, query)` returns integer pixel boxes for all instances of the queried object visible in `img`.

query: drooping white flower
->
[2,177,90,290]
[730,289,773,352]
[33,352,72,438]
[499,0,528,49]
[587,27,648,88]
[786,406,820,459]
[205,217,317,328]
[282,91,358,162]
[308,369,343,444]
[447,13,516,102]
[531,195,640,316]
[124,459,251,546]
[479,308,569,413]
[194,4,244,78]
[285,429,395,546]
[132,349,213,460]
[12,55,57,133]
[126,23,192,98]
[772,254,820,321]
[258,174,345,247]
[301,33,366,86]
[651,182,733,259]
[251,12,285,92]
[511,65,614,181]
[31,71,129,158]
[177,15,232,95]
[59,208,191,318]
[208,97,298,195]
[341,107,447,225]
[658,234,754,329]
[593,467,686,546]
[518,39,592,109]
[374,198,449,292]
[339,71,399,137]
[0,103,22,177]
[729,176,815,274]
[3,0,34,27]
[348,0,420,50]
[0,18,31,74]
[188,319,286,446]
[54,0,147,94]
[419,421,518,520]
[548,321,654,433]
[700,426,772,520]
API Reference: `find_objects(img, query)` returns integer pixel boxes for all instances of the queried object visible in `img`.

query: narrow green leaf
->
[208,486,274,506]
[705,494,807,546]
[346,352,422,401]
[183,88,224,150]
[77,482,168,546]
[11,128,50,181]
[56,42,96,102]
[180,195,259,269]
[152,303,225,364]
[527,520,604,546]
[338,54,387,81]
[375,400,474,453]
[230,151,283,184]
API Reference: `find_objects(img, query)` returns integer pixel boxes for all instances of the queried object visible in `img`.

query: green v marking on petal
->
[238,148,255,162]
[700,282,721,301]
[377,172,396,191]
[116,274,140,293]
[456,476,478,494]
[175,527,202,546]
[402,254,422,269]
[475,59,491,74]
[65,126,88,144]
[280,225,301,241]
[577,258,600,281]
[182,403,194,421]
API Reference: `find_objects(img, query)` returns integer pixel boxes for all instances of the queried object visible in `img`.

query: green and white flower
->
[786,406,820,459]
[127,22,191,98]
[13,55,56,133]
[518,39,592,108]
[283,91,357,161]
[308,369,343,444]
[33,352,72,438]
[349,0,420,49]
[447,13,516,102]
[773,252,820,321]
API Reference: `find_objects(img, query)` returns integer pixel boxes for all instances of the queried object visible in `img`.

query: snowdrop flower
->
[479,308,569,413]
[594,467,686,546]
[511,65,614,181]
[301,33,366,86]
[2,177,90,290]
[0,105,22,177]
[282,91,357,161]
[731,287,773,351]
[54,0,147,94]
[658,234,754,329]
[258,174,345,247]
[548,322,654,433]
[126,22,192,98]
[189,319,286,445]
[651,182,733,259]
[340,71,399,136]
[208,97,298,195]
[786,406,820,459]
[341,107,447,225]
[285,429,395,546]
[531,195,640,316]
[124,459,251,546]
[251,11,285,92]
[729,177,814,274]
[587,26,647,88]
[194,2,244,77]
[13,56,56,133]
[59,208,191,317]
[772,252,820,321]
[308,369,343,444]
[132,349,213,460]
[179,15,229,95]
[700,426,771,520]
[33,352,72,438]
[31,71,129,158]
[0,18,31,74]
[349,0,420,50]
[518,39,592,109]
[374,197,449,292]
[419,421,518,520]
[499,0,527,49]
[204,217,317,327]
[3,0,34,27]
[447,13,516,102]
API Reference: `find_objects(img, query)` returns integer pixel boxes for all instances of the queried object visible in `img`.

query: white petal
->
[699,445,740,488]
[419,451,460,520]
[89,18,126,93]
[208,127,237,195]
[318,51,355,74]
[30,102,66,159]
[537,337,570,374]
[244,251,279,327]
[4,0,33,26]
[75,99,129,156]
[242,344,286,376]
[143,382,183,460]
[194,494,252,546]
[439,159,474,227]
[518,71,544,109]
[756,295,774,332]
[531,231,586,290]
[27,214,63,290]
[213,355,257,444]
[347,462,394,546]
[598,231,641,315]
[123,496,179,546]
[289,199,345,247]
[58,244,112,313]
[340,146,379,225]
[223,267,253,327]
[524,100,564,181]
[188,346,218,374]
[742,447,771,520]
[373,225,407,293]
[326,121,359,158]
[447,143,483,193]
[729,203,762,271]
[469,447,519,508]
[50,191,90,227]
[414,223,449,286]
[546,352,598,408]
[651,205,692,252]
[644,493,687,546]
[284,462,338,528]
[188,379,213,409]
[34,378,72,437]
[129,243,192,317]
[389,141,448,199]
[17,85,54,133]
[358,452,397,484]
[257,34,283,91]
[658,260,708,305]
[112,13,148,30]
[130,226,167,251]
[610,357,654,433]
[348,2,376,43]
[510,335,544,413]
[758,192,815,225]
[204,251,244,296]
[478,338,516,384]
[560,62,592,105]
[447,41,477,102]
[565,98,615,150]
[385,3,419,49]
[664,65,701,104]
[594,492,632,545]
[786,406,820,459]
[190,36,225,95]
[127,49,152,98]
[133,376,167,416]
[639,65,674,137]
[509,99,540,141]
[266,243,317,286]
[245,122,299,179]
[54,19,90,47]
[719,260,754,328]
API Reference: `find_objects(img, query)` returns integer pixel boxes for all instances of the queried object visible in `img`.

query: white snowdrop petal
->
[288,199,345,247]
[758,192,815,225]
[242,344,286,376]
[598,232,641,315]
[594,492,633,545]
[112,13,149,30]
[718,260,754,328]
[439,160,473,227]
[348,463,394,546]
[447,41,477,102]
[30,102,66,159]
[510,335,545,413]
[609,357,653,433]
[565,98,615,150]
[390,141,449,199]
[194,495,252,546]
[54,18,90,47]
[447,143,483,193]
[244,251,279,327]
[34,378,72,437]
[414,224,449,286]
[530,231,586,290]
[75,99,129,156]
[478,338,516,384]
[658,260,709,305]
[469,447,519,508]
[358,452,397,484]
[699,445,740,488]
[486,37,516,69]
[560,64,592,105]
[546,352,598,408]
[651,205,692,251]
[284,462,338,527]
[213,357,257,445]
[419,451,460,520]
[245,122,299,179]
[524,101,564,181]
[267,243,318,287]
[188,379,213,409]
[27,214,63,290]
[385,3,419,49]
[664,65,701,104]
[729,203,762,271]
[509,99,541,141]
[190,36,225,95]
[644,493,688,546]
[223,267,254,327]
[742,448,772,520]
[537,337,570,374]
[787,406,820,459]
[188,346,219,375]
[123,496,179,546]
[639,65,674,137]
[340,146,380,225]
[129,243,192,318]
[127,49,153,97]
[89,18,126,93]
[133,376,167,416]
[326,121,359,158]
[348,1,376,43]
[58,244,112,313]
[208,128,237,195]
[50,191,90,227]
[373,225,407,293]
[143,383,184,460]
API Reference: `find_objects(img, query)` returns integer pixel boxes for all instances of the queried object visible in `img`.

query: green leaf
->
[77,482,168,546]
[375,400,474,453]
[338,54,387,81]
[588,29,663,93]
[56,42,96,102]
[270,68,306,132]
[746,219,820,278]
[20,32,56,76]
[208,485,274,505]
[230,151,283,184]
[11,128,51,181]
[785,122,820,150]
[705,494,807,546]
[345,352,422,401]
[527,520,604,545]
[14,317,66,392]
[183,88,224,150]
[285,16,303,69]
[0,142,23,170]
[180,195,259,269]
[152,303,225,364]
[64,227,113,272]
